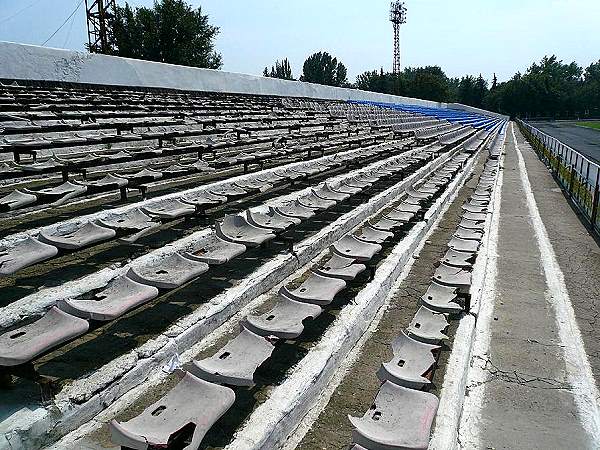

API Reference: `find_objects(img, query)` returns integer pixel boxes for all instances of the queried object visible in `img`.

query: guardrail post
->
[592,174,600,231]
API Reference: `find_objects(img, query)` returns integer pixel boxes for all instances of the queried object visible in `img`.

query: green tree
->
[263,58,294,80]
[111,0,222,69]
[300,52,348,87]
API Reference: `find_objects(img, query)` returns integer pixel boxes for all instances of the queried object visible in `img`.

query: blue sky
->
[0,0,599,83]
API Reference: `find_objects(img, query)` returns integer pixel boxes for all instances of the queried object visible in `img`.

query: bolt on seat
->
[441,248,477,268]
[216,214,276,247]
[377,331,439,389]
[109,372,235,450]
[349,381,439,450]
[191,328,274,387]
[59,275,159,321]
[127,252,209,289]
[0,307,89,366]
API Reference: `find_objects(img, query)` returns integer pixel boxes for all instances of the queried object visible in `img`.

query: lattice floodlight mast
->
[85,0,116,54]
[390,1,407,74]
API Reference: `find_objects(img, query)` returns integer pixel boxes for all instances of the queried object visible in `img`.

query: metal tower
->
[85,0,116,54]
[390,1,407,74]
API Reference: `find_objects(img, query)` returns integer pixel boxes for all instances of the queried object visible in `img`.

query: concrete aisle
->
[467,125,590,450]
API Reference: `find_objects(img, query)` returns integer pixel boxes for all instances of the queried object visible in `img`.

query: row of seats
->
[0,130,385,211]
[414,123,461,144]
[0,140,395,276]
[0,145,429,368]
[348,154,501,450]
[107,149,471,450]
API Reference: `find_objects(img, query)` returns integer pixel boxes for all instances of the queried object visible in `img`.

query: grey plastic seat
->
[125,168,163,181]
[191,328,274,386]
[349,381,439,450]
[182,234,246,265]
[255,171,288,185]
[333,182,362,195]
[448,236,480,253]
[27,180,87,198]
[181,191,227,209]
[141,199,196,219]
[369,217,404,232]
[421,280,463,314]
[377,332,439,389]
[59,275,159,321]
[85,174,128,188]
[216,214,276,247]
[0,189,37,210]
[281,272,346,305]
[462,203,487,214]
[354,225,394,244]
[458,218,485,231]
[462,211,487,222]
[0,307,89,366]
[442,248,476,268]
[246,207,299,232]
[433,263,471,292]
[313,184,350,202]
[395,202,421,214]
[406,185,433,200]
[38,222,116,250]
[127,253,209,289]
[344,177,372,189]
[0,237,58,275]
[331,236,382,262]
[98,208,158,233]
[208,184,247,198]
[406,306,449,344]
[454,226,483,241]
[242,294,322,339]
[297,192,337,210]
[110,372,235,450]
[313,253,366,281]
[386,209,415,223]
[235,179,271,193]
[275,200,317,220]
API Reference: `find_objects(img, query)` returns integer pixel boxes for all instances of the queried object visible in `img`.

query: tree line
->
[104,0,599,119]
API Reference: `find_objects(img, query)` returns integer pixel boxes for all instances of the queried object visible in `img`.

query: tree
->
[300,52,348,87]
[111,0,222,69]
[263,58,294,80]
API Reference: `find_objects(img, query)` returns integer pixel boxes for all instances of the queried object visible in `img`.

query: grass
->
[577,121,600,131]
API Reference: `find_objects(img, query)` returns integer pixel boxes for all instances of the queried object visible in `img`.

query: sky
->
[0,0,599,83]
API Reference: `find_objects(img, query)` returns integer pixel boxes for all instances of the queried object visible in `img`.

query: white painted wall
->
[0,41,445,106]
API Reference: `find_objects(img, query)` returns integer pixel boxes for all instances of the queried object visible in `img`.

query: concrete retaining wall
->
[0,41,446,107]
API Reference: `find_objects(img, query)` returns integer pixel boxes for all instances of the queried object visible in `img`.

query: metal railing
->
[517,119,600,236]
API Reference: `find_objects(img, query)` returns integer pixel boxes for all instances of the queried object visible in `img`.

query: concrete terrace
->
[0,43,598,450]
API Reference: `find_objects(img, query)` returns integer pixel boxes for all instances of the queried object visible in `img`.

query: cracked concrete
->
[473,127,589,450]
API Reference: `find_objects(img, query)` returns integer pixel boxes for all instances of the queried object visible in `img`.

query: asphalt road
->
[531,121,600,164]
